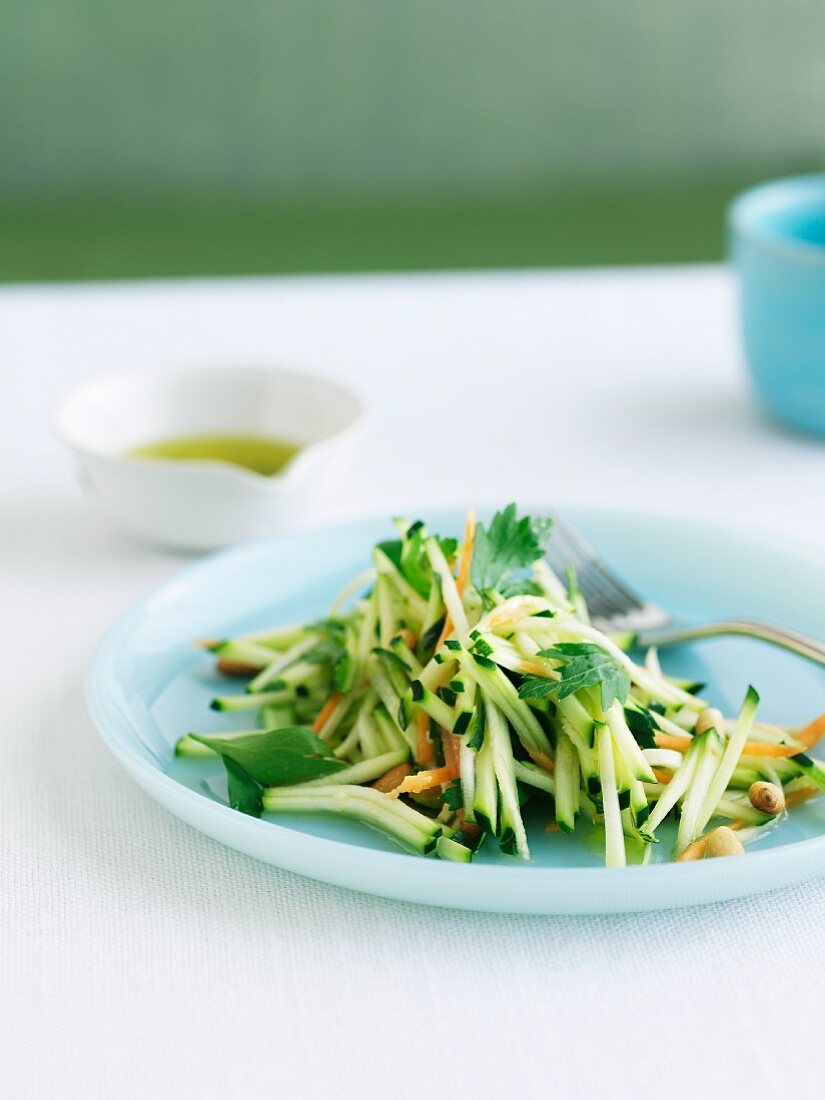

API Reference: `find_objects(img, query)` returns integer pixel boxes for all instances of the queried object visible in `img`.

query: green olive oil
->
[128,433,300,476]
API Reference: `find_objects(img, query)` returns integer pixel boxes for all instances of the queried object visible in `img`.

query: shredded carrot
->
[796,712,825,750]
[393,628,418,650]
[784,783,821,809]
[454,809,481,839]
[416,711,434,765]
[654,731,807,759]
[434,507,477,651]
[525,747,555,775]
[372,762,413,793]
[435,618,454,651]
[455,507,477,597]
[651,767,673,785]
[389,764,458,797]
[441,728,461,774]
[312,691,343,734]
[216,658,261,678]
[739,740,809,758]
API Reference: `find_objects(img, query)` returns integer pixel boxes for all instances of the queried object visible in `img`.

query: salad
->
[176,505,825,866]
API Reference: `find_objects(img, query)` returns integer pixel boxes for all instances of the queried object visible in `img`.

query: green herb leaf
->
[333,653,354,692]
[470,503,552,597]
[437,536,459,561]
[624,706,657,749]
[306,617,348,633]
[499,578,545,598]
[304,637,347,667]
[376,538,404,572]
[224,756,264,817]
[518,676,558,701]
[379,526,458,600]
[522,643,630,711]
[191,726,346,787]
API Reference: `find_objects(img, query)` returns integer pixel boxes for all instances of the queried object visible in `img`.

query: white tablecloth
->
[4,267,825,1099]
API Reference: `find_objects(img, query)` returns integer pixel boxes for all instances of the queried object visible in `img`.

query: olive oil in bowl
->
[128,434,301,476]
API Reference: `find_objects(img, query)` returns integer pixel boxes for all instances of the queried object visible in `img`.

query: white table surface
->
[4,266,825,1099]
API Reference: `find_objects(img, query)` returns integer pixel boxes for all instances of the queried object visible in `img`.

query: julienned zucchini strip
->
[176,504,825,867]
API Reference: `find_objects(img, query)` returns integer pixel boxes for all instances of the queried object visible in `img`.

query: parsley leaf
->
[470,504,552,597]
[306,617,348,634]
[499,577,545,598]
[304,637,347,667]
[379,526,459,599]
[517,676,558,701]
[333,653,354,692]
[519,643,630,711]
[191,726,346,792]
[624,706,657,749]
[304,633,354,693]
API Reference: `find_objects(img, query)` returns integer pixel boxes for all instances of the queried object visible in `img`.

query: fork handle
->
[636,619,825,669]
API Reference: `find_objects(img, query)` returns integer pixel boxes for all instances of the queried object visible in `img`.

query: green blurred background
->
[3,0,824,281]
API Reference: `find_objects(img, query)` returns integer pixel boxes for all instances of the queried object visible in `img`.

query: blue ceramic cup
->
[729,174,825,435]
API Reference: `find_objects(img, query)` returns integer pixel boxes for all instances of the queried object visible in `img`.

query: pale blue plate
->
[87,508,825,913]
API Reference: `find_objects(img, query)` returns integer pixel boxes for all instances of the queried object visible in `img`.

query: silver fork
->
[545,514,825,668]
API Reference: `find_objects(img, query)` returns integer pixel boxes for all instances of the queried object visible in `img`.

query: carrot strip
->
[796,712,825,750]
[455,507,477,597]
[435,617,454,651]
[389,765,457,797]
[434,507,477,650]
[454,809,481,839]
[441,729,461,774]
[654,731,806,759]
[653,732,691,752]
[393,628,418,650]
[525,746,555,774]
[740,741,806,758]
[784,783,821,809]
[312,691,343,734]
[372,762,413,793]
[216,658,261,678]
[651,767,673,785]
[416,711,434,765]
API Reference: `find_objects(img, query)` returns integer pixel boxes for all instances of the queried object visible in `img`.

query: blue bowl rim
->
[728,173,825,266]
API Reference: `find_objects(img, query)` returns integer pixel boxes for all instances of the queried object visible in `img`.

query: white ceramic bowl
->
[54,366,365,551]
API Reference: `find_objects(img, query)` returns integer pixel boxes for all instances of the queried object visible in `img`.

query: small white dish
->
[54,365,365,551]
